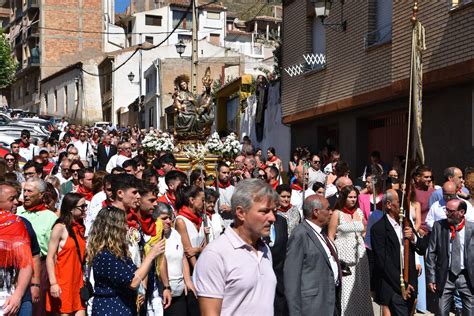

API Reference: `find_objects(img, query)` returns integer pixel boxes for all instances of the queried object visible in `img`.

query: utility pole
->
[191,0,198,93]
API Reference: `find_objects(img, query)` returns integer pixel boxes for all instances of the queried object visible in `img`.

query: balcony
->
[28,0,39,9]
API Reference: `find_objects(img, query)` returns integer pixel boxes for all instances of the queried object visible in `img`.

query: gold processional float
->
[141,67,246,180]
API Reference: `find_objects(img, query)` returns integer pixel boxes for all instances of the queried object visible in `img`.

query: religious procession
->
[1,0,473,315]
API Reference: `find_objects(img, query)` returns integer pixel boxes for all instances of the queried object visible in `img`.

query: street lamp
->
[175,39,186,57]
[312,0,331,19]
[311,0,347,32]
[128,71,135,82]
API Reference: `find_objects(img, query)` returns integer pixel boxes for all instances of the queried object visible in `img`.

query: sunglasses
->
[5,158,15,162]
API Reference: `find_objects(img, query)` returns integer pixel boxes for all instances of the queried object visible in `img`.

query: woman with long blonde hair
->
[87,207,165,316]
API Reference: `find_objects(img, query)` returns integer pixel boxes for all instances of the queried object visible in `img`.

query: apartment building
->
[123,0,226,48]
[282,0,474,176]
[5,0,104,112]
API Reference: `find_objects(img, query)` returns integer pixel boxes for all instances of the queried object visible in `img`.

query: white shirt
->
[165,229,185,297]
[105,154,130,173]
[85,191,106,237]
[18,144,39,161]
[308,167,327,188]
[176,215,205,248]
[55,172,71,185]
[207,212,225,242]
[387,215,404,267]
[305,219,339,285]
[324,184,337,198]
[290,188,315,218]
[158,176,168,196]
[426,199,474,230]
[450,225,465,270]
[73,140,92,162]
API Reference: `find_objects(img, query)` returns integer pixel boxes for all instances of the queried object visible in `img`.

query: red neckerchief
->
[291,183,307,191]
[126,209,140,229]
[25,204,48,212]
[268,156,278,163]
[76,185,94,201]
[269,180,278,190]
[0,210,32,269]
[341,207,357,218]
[19,141,29,148]
[217,180,231,189]
[101,200,111,208]
[259,163,268,171]
[278,204,292,213]
[450,217,465,240]
[157,169,165,177]
[119,151,129,157]
[178,205,202,228]
[127,209,156,236]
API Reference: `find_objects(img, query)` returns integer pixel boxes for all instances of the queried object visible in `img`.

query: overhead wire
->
[79,1,193,77]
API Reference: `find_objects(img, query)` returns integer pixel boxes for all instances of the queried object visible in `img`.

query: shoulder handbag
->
[70,229,94,301]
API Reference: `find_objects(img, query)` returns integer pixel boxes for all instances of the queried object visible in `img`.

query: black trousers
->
[388,292,415,316]
[164,293,200,316]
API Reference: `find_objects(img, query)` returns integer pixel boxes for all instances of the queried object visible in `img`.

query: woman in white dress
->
[174,186,207,268]
[328,185,373,316]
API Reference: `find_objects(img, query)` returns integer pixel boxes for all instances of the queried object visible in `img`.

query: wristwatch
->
[163,286,171,291]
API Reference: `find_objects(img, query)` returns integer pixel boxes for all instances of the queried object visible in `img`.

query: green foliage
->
[0,30,17,89]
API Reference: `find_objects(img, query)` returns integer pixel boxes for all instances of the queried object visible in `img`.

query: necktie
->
[105,146,109,156]
[323,233,342,284]
[451,231,462,275]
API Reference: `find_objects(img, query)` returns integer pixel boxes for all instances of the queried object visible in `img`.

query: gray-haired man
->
[194,179,278,316]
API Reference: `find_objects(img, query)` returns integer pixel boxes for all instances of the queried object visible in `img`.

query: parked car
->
[94,121,110,130]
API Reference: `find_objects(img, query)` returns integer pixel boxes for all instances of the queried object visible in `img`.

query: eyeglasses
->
[312,160,321,163]
[24,171,36,176]
[5,158,15,162]
[62,168,71,172]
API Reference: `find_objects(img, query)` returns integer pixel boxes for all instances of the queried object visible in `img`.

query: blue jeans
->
[19,300,32,316]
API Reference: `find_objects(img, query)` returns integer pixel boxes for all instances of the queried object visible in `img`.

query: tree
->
[0,30,17,89]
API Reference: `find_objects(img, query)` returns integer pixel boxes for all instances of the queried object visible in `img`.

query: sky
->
[115,0,130,13]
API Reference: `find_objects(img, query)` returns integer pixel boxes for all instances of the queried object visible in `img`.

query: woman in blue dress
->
[87,206,165,316]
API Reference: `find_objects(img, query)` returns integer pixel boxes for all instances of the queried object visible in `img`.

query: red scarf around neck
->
[217,180,231,189]
[178,205,202,228]
[101,199,111,208]
[341,207,357,218]
[26,203,48,212]
[127,209,156,236]
[269,180,278,190]
[278,204,292,213]
[0,210,32,269]
[19,141,29,148]
[268,156,278,163]
[291,183,307,191]
[449,217,465,240]
[76,185,94,202]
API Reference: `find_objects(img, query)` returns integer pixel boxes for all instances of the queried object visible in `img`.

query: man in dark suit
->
[284,195,341,316]
[96,133,117,171]
[371,189,427,316]
[264,213,288,316]
[426,199,474,315]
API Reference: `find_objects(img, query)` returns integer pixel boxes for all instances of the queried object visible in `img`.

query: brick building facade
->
[6,0,103,112]
[282,0,474,178]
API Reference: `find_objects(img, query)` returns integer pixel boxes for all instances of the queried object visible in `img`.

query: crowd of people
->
[1,121,473,316]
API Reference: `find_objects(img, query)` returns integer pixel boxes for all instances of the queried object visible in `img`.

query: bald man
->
[425,182,474,230]
[290,165,315,217]
[326,176,353,210]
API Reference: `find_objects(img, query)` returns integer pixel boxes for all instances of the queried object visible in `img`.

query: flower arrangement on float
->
[141,131,175,153]
[221,132,241,159]
[204,132,223,155]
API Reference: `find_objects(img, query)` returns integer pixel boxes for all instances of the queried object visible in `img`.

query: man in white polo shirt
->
[193,178,278,316]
